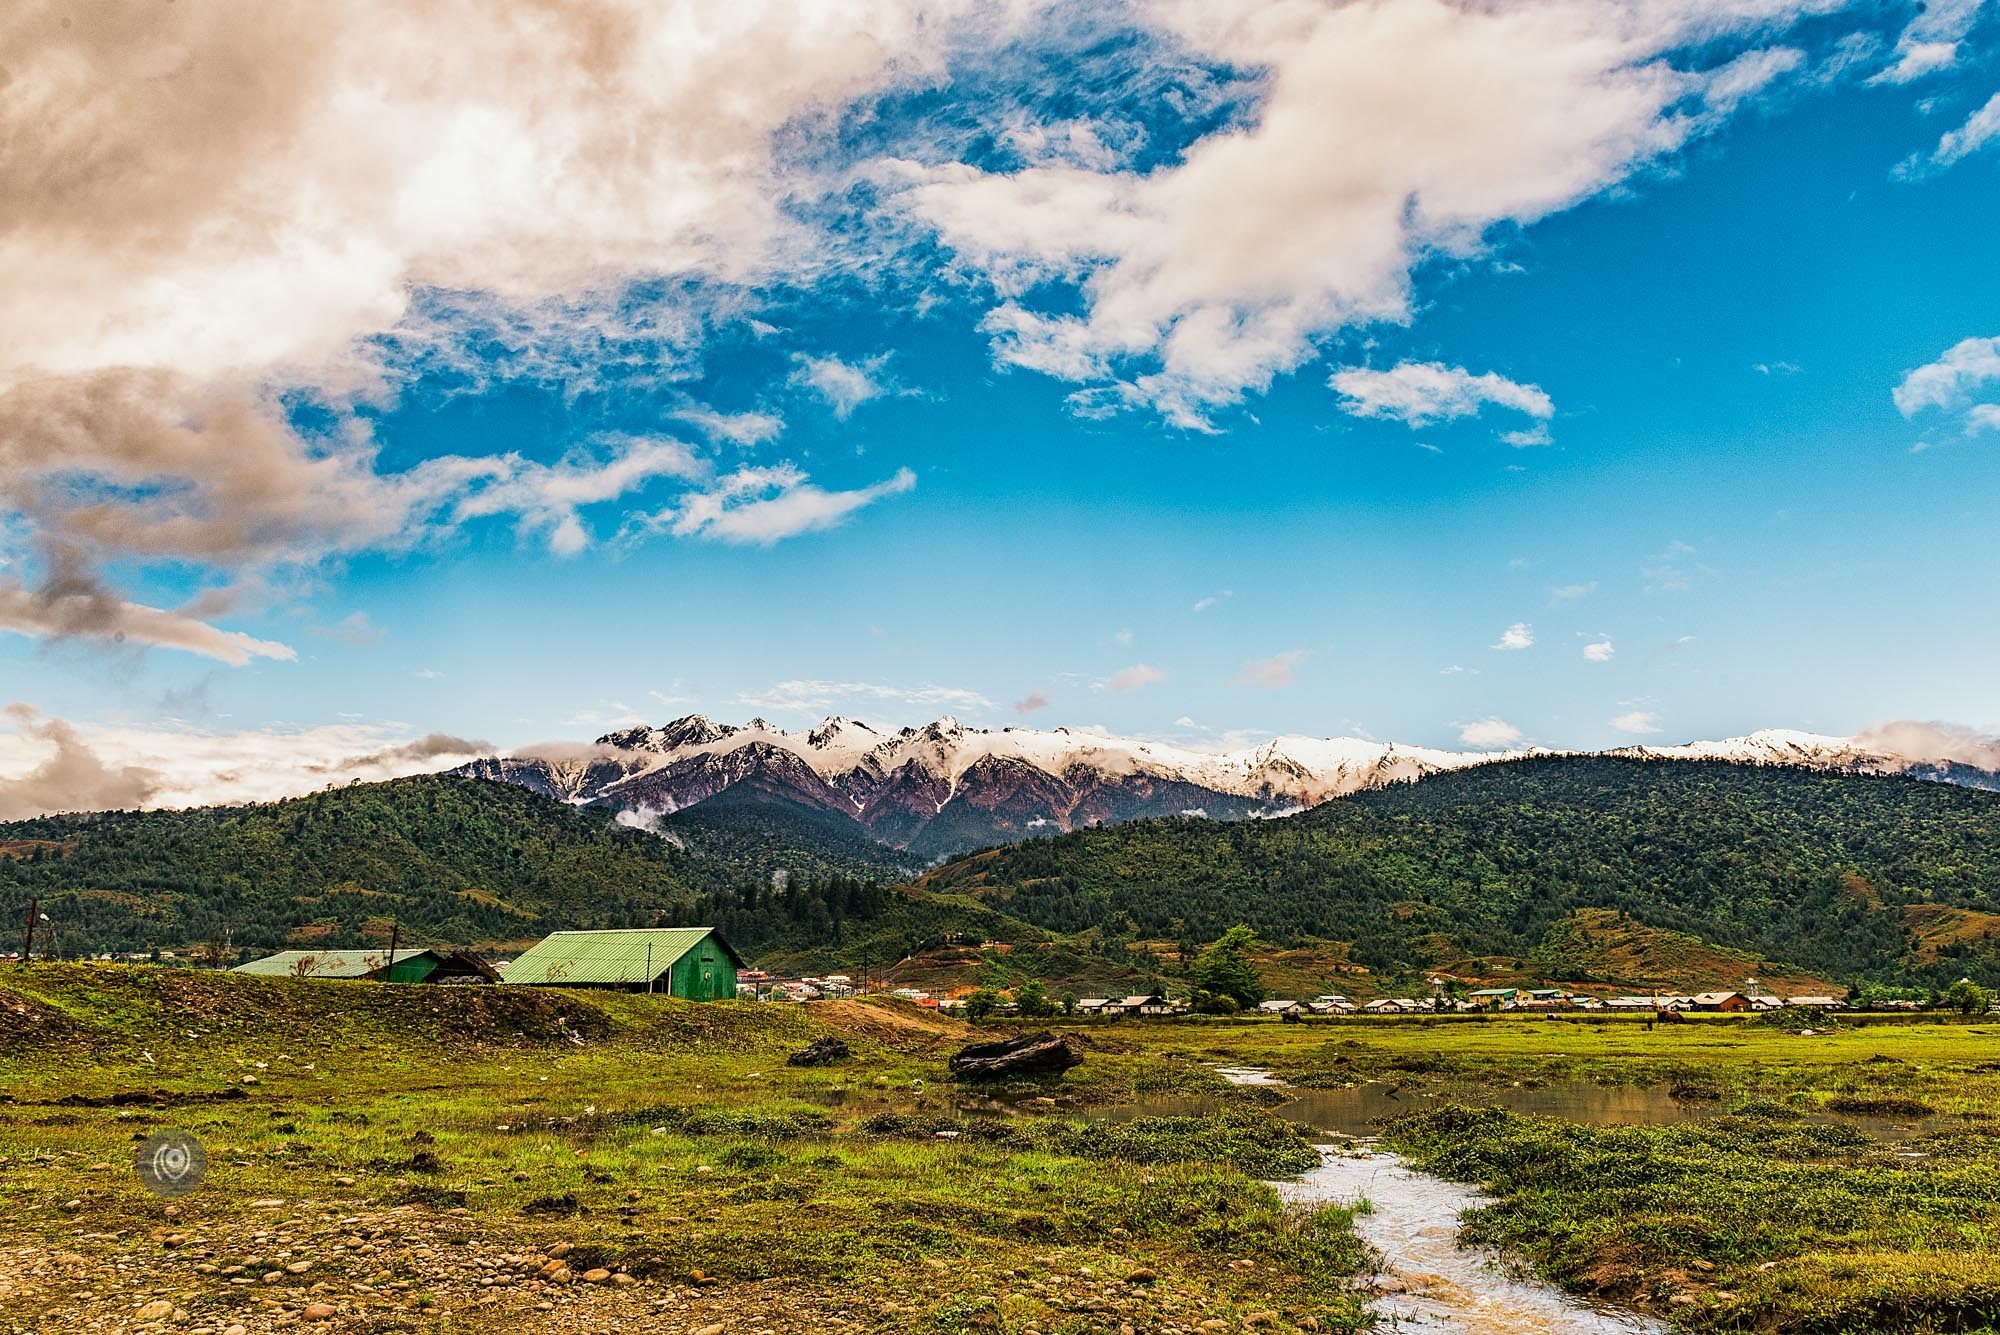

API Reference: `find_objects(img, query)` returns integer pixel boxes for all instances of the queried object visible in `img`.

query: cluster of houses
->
[1072,994,1181,1017]
[1248,987,1849,1015]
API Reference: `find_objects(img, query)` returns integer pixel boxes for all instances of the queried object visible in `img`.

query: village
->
[15,920,1986,1016]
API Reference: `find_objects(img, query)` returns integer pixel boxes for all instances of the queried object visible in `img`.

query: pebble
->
[302,1302,336,1320]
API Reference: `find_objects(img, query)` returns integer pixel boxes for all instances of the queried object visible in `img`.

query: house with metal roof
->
[233,948,496,984]
[500,927,741,998]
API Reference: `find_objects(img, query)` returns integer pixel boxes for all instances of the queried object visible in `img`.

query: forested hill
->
[0,775,1021,960]
[0,776,718,953]
[919,758,2000,989]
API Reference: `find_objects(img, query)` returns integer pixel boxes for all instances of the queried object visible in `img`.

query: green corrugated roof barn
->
[500,927,742,998]
[232,948,496,984]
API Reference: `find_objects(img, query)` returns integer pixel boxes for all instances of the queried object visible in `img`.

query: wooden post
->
[21,897,36,963]
[646,944,654,995]
[385,922,400,981]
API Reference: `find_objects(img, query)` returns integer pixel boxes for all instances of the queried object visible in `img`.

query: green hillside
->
[0,776,715,953]
[920,758,2000,990]
[0,775,1038,964]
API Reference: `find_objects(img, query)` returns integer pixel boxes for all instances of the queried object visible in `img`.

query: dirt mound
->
[813,998,973,1050]
[0,982,85,1053]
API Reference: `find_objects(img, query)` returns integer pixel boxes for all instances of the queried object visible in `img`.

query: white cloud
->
[1105,663,1164,692]
[1584,639,1616,662]
[1611,709,1664,734]
[451,436,705,556]
[1234,649,1306,688]
[646,465,916,545]
[1870,0,1990,83]
[0,708,493,816]
[1439,663,1478,676]
[1893,334,2000,440]
[673,407,786,447]
[1191,590,1232,613]
[735,679,993,715]
[1500,424,1555,448]
[0,1,978,648]
[904,0,1826,425]
[1493,622,1535,651]
[1330,362,1555,432]
[1550,581,1599,604]
[1459,717,1524,748]
[1894,336,2000,416]
[791,354,893,418]
[1753,360,1803,375]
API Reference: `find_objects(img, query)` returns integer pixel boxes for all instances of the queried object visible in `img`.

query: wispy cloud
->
[1492,622,1535,651]
[0,569,296,667]
[1897,92,2000,177]
[1234,650,1306,688]
[309,611,386,648]
[1642,540,1709,593]
[641,465,916,546]
[1611,709,1664,735]
[1583,639,1616,662]
[791,354,894,419]
[1330,362,1554,438]
[673,407,786,448]
[1104,664,1164,693]
[1549,581,1598,604]
[736,680,993,716]
[1014,691,1051,716]
[1192,590,1233,614]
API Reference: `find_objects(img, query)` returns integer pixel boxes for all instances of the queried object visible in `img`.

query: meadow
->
[4,968,1999,1333]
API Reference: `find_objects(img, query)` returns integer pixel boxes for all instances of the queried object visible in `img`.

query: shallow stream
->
[1278,1145,1666,1334]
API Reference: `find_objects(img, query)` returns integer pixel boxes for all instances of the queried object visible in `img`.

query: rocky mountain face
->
[453,717,2000,860]
[453,715,1504,858]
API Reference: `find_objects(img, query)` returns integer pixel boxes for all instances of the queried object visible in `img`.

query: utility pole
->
[385,921,400,981]
[22,897,36,963]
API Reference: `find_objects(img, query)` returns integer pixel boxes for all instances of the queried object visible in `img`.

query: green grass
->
[0,965,1371,1333]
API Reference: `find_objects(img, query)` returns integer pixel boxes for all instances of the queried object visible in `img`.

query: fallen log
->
[786,1037,852,1067]
[947,1030,1080,1080]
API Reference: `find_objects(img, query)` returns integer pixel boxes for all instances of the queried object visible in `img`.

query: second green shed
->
[499,927,742,999]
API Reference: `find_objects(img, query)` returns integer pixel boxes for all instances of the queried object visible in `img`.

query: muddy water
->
[1280,1146,1666,1334]
[1239,1077,1703,1137]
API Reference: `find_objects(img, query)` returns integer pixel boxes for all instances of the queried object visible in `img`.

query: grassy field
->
[6,969,2000,1333]
[0,966,1369,1334]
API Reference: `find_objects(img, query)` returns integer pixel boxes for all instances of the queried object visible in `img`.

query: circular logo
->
[134,1129,207,1198]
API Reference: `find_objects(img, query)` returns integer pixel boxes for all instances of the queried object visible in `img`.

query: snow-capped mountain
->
[454,717,2000,858]
[454,715,1519,857]
[1607,727,2000,790]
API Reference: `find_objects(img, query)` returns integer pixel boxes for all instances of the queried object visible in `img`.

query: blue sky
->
[1,0,1998,805]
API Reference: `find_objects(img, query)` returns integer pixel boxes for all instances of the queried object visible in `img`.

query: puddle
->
[1215,1065,1288,1086]
[1110,1070,1711,1139]
[1281,1145,1666,1334]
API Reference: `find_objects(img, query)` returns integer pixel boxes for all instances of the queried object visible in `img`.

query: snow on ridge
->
[554,714,1535,800]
